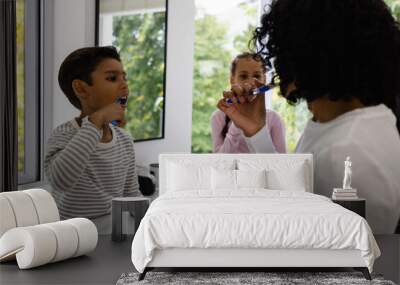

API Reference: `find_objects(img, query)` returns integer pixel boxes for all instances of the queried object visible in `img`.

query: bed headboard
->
[158,153,313,195]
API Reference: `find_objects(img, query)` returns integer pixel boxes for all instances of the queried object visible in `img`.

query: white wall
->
[52,0,95,128]
[51,0,195,167]
[135,0,195,166]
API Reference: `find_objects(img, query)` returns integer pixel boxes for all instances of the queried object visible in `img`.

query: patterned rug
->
[116,271,396,285]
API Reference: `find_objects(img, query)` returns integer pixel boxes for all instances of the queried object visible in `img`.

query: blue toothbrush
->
[252,84,274,95]
[225,84,274,104]
[111,97,127,126]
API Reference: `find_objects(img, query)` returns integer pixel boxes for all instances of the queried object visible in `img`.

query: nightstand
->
[332,198,366,218]
[111,197,151,242]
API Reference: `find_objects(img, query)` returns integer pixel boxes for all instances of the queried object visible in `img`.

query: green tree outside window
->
[112,12,166,141]
[17,0,25,171]
[192,2,258,153]
[192,2,309,153]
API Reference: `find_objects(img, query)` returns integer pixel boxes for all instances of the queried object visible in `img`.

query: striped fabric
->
[44,117,140,220]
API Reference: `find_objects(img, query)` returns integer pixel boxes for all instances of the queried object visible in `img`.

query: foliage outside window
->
[192,0,258,153]
[97,0,167,141]
[17,0,25,172]
[16,0,40,184]
[192,0,310,153]
[385,0,400,20]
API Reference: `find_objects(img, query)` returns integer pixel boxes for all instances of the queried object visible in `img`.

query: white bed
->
[131,154,380,280]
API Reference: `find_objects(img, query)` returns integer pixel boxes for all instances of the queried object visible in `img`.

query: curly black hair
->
[252,0,400,130]
[58,46,121,110]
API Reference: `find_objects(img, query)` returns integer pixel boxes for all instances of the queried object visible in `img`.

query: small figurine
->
[342,156,352,189]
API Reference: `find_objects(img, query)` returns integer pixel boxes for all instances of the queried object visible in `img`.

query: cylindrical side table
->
[149,163,159,188]
[112,197,151,242]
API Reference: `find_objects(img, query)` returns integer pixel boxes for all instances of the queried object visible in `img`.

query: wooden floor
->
[0,235,398,285]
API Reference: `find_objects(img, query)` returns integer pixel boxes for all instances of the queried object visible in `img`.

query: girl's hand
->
[217,79,266,137]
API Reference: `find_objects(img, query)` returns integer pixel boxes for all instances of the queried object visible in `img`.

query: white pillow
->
[168,162,210,191]
[211,169,268,190]
[236,169,267,189]
[211,168,236,190]
[167,159,235,191]
[237,159,308,192]
[267,167,306,191]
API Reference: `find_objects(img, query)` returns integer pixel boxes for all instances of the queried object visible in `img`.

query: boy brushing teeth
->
[45,46,141,234]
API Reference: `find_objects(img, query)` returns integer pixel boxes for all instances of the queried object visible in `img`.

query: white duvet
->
[131,190,380,273]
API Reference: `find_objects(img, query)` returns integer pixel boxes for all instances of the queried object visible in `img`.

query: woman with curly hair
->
[217,0,400,233]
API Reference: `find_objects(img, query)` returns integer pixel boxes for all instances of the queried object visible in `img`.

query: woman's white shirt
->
[248,104,400,233]
[297,104,400,233]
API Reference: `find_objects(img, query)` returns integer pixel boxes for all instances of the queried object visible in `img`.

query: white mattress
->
[131,190,380,273]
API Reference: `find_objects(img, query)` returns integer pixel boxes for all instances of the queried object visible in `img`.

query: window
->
[17,0,41,184]
[96,0,168,142]
[385,0,400,20]
[192,0,260,153]
[269,92,311,153]
[191,0,310,153]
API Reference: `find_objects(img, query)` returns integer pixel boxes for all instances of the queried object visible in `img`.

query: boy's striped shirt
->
[44,117,140,219]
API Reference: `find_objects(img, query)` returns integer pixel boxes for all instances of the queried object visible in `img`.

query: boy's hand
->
[89,103,125,129]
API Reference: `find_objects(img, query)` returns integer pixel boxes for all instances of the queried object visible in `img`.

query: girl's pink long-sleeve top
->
[211,109,286,153]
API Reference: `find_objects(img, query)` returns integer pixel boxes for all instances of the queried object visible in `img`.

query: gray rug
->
[116,272,396,285]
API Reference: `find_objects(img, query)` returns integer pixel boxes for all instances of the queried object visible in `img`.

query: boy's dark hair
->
[222,52,269,139]
[253,0,400,131]
[58,46,121,110]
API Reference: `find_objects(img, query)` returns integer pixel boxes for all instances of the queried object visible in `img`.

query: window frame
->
[94,0,169,143]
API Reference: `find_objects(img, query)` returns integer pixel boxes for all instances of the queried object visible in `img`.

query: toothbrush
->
[225,84,274,104]
[252,84,274,95]
[111,97,128,126]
